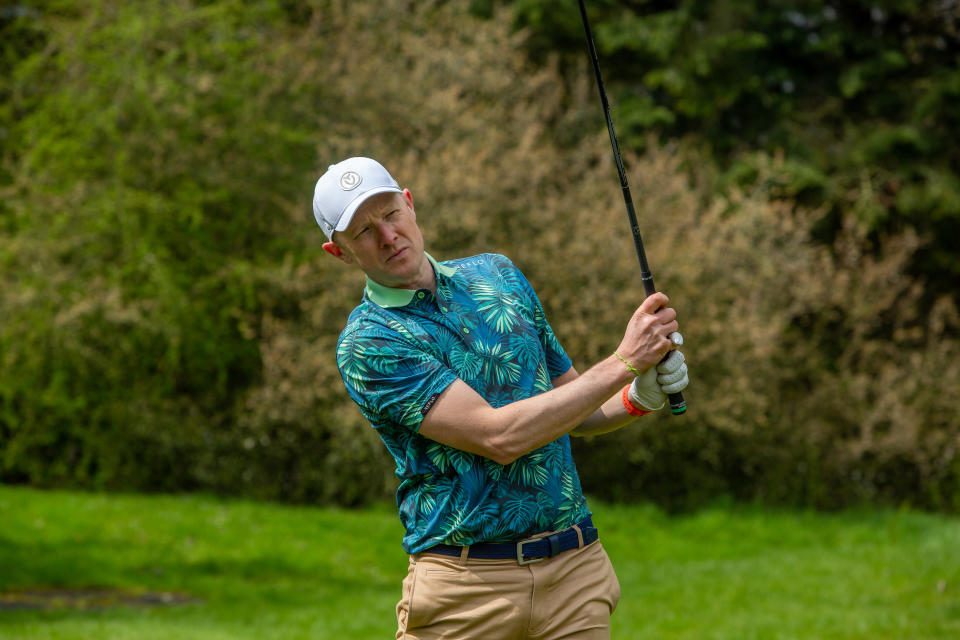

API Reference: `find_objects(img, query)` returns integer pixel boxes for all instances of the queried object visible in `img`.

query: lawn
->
[0,486,957,639]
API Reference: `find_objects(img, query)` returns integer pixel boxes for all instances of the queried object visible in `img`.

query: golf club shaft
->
[576,0,686,415]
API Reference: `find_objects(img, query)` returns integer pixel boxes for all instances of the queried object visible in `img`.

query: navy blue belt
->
[423,517,598,565]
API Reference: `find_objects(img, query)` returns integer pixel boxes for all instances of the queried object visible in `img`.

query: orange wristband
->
[622,385,652,417]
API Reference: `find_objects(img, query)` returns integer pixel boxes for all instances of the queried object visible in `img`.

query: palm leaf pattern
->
[501,490,538,532]
[427,441,476,475]
[535,442,564,471]
[533,362,552,393]
[507,332,543,371]
[475,340,522,387]
[366,344,400,374]
[416,485,438,517]
[447,448,476,474]
[336,328,372,390]
[479,514,513,543]
[535,490,558,529]
[471,280,520,333]
[482,457,503,482]
[432,329,461,360]
[449,343,482,381]
[557,466,587,520]
[426,441,451,474]
[507,452,550,487]
[486,387,520,409]
[336,253,589,553]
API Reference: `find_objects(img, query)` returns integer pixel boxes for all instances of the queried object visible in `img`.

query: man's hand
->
[614,292,679,373]
[628,348,689,411]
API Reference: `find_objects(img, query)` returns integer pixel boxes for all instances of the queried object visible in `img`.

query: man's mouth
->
[387,247,407,262]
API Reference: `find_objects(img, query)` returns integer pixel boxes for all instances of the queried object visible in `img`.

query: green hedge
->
[1,0,958,511]
[506,0,960,302]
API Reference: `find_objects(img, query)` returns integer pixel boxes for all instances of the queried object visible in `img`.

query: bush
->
[0,0,603,503]
[1,0,957,511]
[567,148,960,511]
[508,0,960,302]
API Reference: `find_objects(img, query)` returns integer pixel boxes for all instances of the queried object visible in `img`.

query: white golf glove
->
[628,334,689,411]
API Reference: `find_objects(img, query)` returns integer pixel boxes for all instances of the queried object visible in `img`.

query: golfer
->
[314,157,689,640]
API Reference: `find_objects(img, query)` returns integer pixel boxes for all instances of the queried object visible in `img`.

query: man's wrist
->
[621,385,652,417]
[628,375,667,411]
[607,353,640,387]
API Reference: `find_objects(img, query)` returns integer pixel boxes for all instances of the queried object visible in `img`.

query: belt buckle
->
[516,539,545,565]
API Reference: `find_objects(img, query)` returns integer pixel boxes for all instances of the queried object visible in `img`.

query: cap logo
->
[339,171,362,191]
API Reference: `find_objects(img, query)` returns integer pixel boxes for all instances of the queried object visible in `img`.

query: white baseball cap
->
[312,157,403,240]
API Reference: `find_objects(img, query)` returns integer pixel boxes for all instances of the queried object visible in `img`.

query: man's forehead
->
[360,191,404,213]
[348,192,405,227]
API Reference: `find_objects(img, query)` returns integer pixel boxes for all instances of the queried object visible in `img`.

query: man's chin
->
[379,252,426,288]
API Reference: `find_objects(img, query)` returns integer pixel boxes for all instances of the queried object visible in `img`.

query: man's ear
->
[323,240,353,264]
[403,188,414,212]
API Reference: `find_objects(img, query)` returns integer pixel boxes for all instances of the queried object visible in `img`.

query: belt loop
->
[458,545,470,565]
[572,524,585,548]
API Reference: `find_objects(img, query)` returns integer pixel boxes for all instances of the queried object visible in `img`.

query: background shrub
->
[1,0,957,511]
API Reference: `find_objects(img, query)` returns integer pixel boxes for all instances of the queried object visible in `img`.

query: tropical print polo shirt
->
[336,252,591,553]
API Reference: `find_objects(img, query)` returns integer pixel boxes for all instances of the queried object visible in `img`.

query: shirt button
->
[462,328,470,334]
[441,306,448,312]
[417,292,425,299]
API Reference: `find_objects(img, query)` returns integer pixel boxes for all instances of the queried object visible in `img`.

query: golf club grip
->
[667,391,686,415]
[652,300,686,416]
[646,302,686,416]
[656,349,685,415]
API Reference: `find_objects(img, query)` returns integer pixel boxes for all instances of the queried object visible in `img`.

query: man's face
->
[332,190,428,288]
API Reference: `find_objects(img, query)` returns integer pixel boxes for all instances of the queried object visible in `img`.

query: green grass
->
[0,486,957,639]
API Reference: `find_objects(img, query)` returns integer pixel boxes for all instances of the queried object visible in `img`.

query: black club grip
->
[668,391,686,415]
[659,349,686,416]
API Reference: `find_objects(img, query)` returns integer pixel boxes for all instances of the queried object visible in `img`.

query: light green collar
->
[364,253,457,308]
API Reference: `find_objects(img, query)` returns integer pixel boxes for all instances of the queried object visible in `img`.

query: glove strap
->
[621,385,652,417]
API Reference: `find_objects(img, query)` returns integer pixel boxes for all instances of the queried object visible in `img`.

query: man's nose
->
[377,223,398,246]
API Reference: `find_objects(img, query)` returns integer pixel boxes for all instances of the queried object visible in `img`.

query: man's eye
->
[355,228,370,238]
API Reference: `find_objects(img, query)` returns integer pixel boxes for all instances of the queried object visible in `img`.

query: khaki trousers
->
[396,540,620,640]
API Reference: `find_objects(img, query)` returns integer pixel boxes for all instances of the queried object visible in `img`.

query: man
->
[314,157,688,639]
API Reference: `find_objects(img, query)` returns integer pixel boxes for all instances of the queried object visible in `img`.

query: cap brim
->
[334,186,404,234]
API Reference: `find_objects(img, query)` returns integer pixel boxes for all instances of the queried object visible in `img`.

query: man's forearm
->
[570,392,641,437]
[554,367,644,438]
[420,354,633,465]
[489,355,633,460]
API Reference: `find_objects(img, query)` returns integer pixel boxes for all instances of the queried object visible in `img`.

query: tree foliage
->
[1,0,958,511]
[506,0,960,300]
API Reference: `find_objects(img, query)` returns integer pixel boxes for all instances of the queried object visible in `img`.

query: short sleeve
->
[337,324,459,432]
